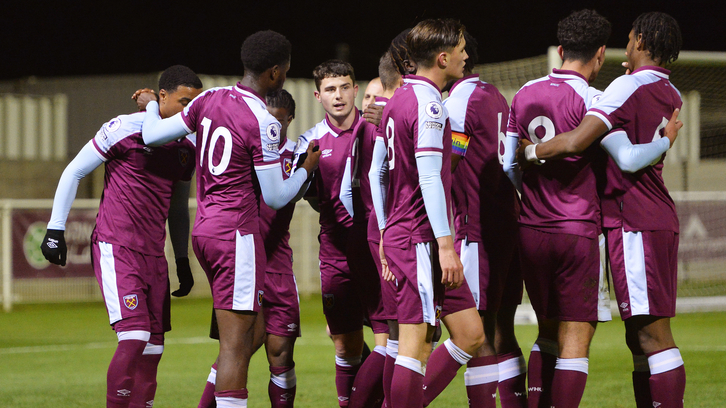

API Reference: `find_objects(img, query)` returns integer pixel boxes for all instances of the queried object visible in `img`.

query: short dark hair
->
[240,30,292,75]
[406,19,465,69]
[557,9,611,63]
[463,31,478,72]
[389,28,413,76]
[158,65,203,92]
[632,12,682,65]
[312,60,356,91]
[266,89,296,119]
[378,52,400,92]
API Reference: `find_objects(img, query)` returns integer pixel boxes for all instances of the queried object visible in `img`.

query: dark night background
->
[1,1,723,82]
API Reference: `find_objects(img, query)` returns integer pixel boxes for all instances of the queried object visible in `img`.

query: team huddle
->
[41,9,686,408]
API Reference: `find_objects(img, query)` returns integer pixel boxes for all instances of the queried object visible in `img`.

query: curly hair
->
[557,9,611,63]
[406,19,465,69]
[389,28,413,76]
[632,12,682,65]
[312,59,355,91]
[240,30,292,75]
[266,89,296,119]
[463,31,478,73]
[158,65,203,92]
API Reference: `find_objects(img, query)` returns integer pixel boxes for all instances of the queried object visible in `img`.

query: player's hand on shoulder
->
[664,108,683,148]
[41,229,67,266]
[172,257,194,297]
[363,104,383,127]
[132,88,158,111]
[516,138,534,171]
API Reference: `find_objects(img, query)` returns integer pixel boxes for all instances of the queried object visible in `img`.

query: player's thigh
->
[320,258,364,335]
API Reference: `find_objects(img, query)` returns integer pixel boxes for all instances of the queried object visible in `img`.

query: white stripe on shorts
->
[598,234,612,322]
[415,242,436,325]
[622,229,650,315]
[233,231,257,311]
[98,241,122,325]
[460,239,480,309]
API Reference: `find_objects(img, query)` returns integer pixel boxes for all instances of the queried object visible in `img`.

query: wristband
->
[524,144,545,165]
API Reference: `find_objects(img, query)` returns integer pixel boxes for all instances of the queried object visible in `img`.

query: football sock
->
[215,389,248,408]
[129,340,164,408]
[632,354,652,408]
[527,339,557,408]
[497,349,528,408]
[550,357,588,408]
[107,338,147,408]
[464,355,499,408]
[391,356,424,408]
[349,346,386,408]
[269,366,296,408]
[335,355,362,407]
[423,339,473,406]
[648,348,686,408]
[383,340,398,408]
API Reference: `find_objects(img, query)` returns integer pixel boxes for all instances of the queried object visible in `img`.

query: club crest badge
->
[283,158,293,176]
[425,102,443,119]
[323,294,335,309]
[258,290,264,306]
[123,294,138,310]
[267,123,281,142]
[178,148,190,166]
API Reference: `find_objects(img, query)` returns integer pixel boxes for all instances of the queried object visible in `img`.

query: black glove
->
[171,257,194,297]
[295,145,320,170]
[41,229,67,266]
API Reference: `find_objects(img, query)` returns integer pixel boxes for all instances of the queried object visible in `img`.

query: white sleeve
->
[47,141,104,230]
[369,138,389,230]
[416,154,451,239]
[255,165,310,210]
[600,130,670,173]
[502,134,523,192]
[141,101,189,146]
[340,157,354,218]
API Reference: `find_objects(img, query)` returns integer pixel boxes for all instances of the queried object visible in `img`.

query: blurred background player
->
[428,31,526,408]
[370,19,485,408]
[198,90,302,408]
[41,65,202,408]
[140,31,320,408]
[504,10,613,407]
[294,59,379,407]
[519,12,686,408]
[361,77,383,113]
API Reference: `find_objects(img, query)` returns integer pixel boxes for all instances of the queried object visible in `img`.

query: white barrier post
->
[2,200,13,312]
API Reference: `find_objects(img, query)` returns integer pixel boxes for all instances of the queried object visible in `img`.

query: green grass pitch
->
[1,296,724,407]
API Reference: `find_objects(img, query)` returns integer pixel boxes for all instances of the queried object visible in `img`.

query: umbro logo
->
[117,389,131,397]
[46,238,59,249]
[145,400,154,408]
[322,148,333,158]
[280,393,293,401]
[653,402,662,407]
[620,302,629,310]
[287,323,298,331]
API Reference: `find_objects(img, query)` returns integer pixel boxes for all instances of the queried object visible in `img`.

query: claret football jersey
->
[91,111,195,256]
[587,66,682,233]
[507,69,604,238]
[180,82,282,241]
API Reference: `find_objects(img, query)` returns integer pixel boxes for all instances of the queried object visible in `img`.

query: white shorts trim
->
[416,242,436,325]
[460,239,480,309]
[233,231,257,311]
[622,229,650,315]
[98,241,122,325]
